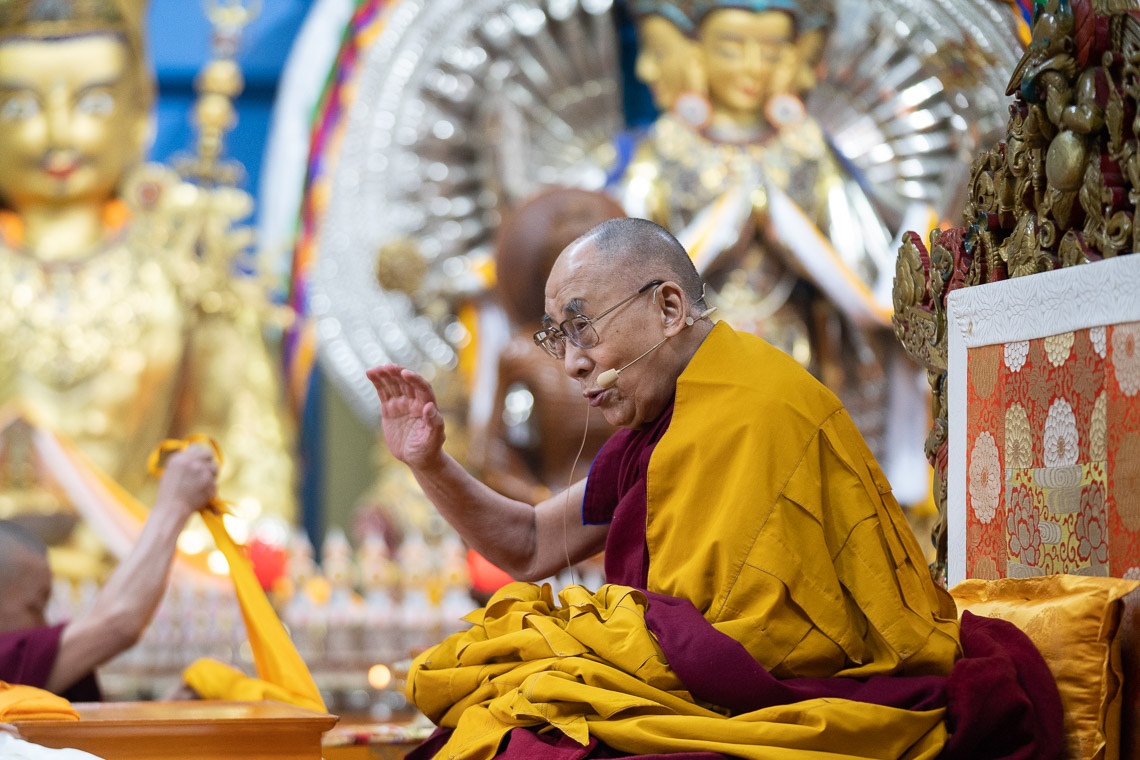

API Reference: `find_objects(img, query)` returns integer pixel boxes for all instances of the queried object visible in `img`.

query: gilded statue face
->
[0,34,144,212]
[634,15,699,112]
[699,9,796,124]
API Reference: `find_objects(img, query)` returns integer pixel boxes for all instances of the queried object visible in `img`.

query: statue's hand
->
[366,364,446,470]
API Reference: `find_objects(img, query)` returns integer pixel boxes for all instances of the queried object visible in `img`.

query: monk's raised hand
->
[366,364,446,470]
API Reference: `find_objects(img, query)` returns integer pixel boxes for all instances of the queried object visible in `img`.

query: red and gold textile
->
[964,323,1140,580]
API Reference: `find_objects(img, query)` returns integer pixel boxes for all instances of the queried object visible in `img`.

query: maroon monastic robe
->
[0,624,101,702]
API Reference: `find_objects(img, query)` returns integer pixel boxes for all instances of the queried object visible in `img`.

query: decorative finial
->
[177,0,261,187]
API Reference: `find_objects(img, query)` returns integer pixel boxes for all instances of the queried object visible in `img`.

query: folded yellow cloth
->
[409,583,948,760]
[0,682,80,722]
[151,437,326,713]
[182,658,308,706]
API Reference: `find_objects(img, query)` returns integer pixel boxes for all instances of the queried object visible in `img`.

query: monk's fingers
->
[167,445,216,473]
[366,364,402,400]
[374,374,401,405]
[185,443,217,462]
[422,401,442,424]
[399,368,438,406]
[372,365,428,400]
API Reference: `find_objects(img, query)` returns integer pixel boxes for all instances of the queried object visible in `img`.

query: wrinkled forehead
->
[542,273,600,324]
[543,241,618,320]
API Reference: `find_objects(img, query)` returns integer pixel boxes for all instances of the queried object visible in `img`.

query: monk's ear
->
[657,282,687,336]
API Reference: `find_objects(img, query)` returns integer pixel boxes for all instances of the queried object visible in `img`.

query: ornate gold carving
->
[1096,0,1140,13]
[891,232,940,371]
[892,0,1140,579]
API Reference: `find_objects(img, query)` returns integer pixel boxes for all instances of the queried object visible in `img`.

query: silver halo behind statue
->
[814,0,1023,229]
[310,0,622,424]
[308,0,1023,424]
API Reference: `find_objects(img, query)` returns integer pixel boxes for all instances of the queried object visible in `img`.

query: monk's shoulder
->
[685,325,842,427]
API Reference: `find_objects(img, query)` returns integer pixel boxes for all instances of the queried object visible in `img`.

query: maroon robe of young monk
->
[0,625,101,702]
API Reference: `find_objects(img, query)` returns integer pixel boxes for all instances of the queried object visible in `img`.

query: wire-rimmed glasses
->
[533,280,663,359]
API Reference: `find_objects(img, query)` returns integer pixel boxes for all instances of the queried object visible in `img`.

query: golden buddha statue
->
[619,0,908,491]
[629,0,702,117]
[0,0,297,578]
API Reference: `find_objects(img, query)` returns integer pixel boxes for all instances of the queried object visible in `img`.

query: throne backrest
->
[945,256,1140,760]
[945,254,1140,586]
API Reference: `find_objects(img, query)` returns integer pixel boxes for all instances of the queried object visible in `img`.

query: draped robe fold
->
[406,323,1062,760]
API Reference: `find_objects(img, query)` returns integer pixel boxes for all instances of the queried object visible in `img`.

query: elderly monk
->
[0,447,217,702]
[367,218,1061,759]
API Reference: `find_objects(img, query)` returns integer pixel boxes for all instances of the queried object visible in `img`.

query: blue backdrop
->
[147,0,312,213]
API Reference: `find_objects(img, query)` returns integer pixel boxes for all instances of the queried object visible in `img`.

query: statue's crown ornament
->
[0,0,143,39]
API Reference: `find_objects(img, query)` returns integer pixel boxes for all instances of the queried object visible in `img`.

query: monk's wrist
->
[409,449,449,477]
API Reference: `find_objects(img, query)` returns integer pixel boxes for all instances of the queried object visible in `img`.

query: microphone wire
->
[603,335,670,386]
[562,400,592,588]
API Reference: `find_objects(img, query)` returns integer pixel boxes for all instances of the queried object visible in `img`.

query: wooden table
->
[14,700,338,760]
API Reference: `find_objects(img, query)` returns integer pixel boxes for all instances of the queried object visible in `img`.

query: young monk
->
[0,447,217,701]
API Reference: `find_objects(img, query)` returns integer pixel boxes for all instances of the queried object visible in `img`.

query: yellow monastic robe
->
[408,322,961,759]
[648,322,960,679]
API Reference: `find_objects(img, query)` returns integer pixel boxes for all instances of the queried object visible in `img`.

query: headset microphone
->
[597,338,665,389]
[596,307,717,390]
[596,369,621,390]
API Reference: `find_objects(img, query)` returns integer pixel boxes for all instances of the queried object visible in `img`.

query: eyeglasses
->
[533,280,663,359]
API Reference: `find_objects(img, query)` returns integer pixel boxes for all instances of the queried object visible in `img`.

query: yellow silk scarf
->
[150,437,325,713]
[0,682,80,722]
[407,324,963,759]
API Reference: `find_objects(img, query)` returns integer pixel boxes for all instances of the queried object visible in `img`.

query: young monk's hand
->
[155,445,219,522]
[366,364,446,470]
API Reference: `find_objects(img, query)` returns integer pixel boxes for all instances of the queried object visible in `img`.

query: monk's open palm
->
[366,364,445,469]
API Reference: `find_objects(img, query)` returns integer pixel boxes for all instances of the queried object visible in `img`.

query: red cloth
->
[0,624,101,702]
[640,593,1062,759]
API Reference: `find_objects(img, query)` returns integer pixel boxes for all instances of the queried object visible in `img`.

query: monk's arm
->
[406,454,607,581]
[370,363,609,580]
[47,448,216,694]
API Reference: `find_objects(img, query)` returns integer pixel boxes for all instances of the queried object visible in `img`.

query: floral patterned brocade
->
[966,324,1140,580]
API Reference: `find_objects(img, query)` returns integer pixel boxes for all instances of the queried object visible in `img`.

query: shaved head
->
[575,218,706,310]
[0,519,46,583]
[0,520,52,632]
[543,217,716,429]
[0,519,47,557]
